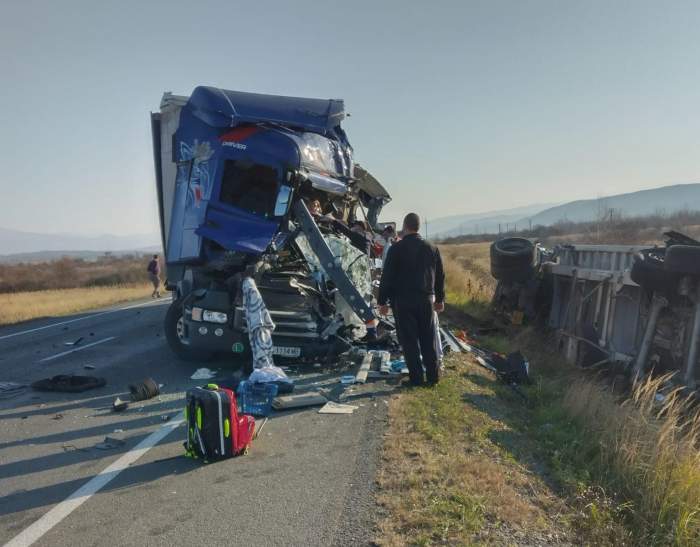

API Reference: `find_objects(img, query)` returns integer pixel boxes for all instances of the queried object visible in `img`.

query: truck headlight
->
[202,310,228,324]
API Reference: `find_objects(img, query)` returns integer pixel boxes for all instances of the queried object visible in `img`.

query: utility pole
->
[424,217,429,240]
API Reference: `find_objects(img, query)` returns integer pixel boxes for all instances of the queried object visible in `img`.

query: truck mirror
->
[274,185,293,217]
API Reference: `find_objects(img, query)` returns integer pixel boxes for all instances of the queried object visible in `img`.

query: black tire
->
[631,248,678,292]
[490,238,535,282]
[665,245,700,276]
[164,299,215,362]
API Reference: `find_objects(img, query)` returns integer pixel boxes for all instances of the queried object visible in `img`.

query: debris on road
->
[129,377,160,401]
[190,368,217,380]
[83,364,96,370]
[64,337,84,347]
[248,365,294,394]
[254,417,269,439]
[31,375,107,393]
[52,413,64,420]
[318,401,359,414]
[272,392,328,411]
[0,382,27,399]
[95,436,126,450]
[112,397,129,412]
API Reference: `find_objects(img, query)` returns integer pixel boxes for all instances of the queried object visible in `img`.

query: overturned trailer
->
[151,87,391,368]
[491,234,700,388]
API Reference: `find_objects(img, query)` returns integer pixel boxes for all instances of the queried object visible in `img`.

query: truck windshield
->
[220,160,278,217]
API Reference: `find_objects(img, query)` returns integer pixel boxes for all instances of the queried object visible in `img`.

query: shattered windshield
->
[295,233,372,303]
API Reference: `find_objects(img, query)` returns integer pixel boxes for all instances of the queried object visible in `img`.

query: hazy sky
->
[2,0,699,236]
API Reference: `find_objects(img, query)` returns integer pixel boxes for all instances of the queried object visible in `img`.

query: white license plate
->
[272,346,301,358]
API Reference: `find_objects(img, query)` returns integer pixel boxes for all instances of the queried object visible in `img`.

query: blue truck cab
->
[151,86,391,367]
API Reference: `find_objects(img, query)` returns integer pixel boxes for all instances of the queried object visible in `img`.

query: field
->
[0,284,154,326]
[377,242,700,546]
[0,255,152,293]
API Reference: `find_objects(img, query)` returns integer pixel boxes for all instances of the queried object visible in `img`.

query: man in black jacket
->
[378,213,445,386]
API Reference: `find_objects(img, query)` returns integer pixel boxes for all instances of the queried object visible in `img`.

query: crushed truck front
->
[151,86,391,367]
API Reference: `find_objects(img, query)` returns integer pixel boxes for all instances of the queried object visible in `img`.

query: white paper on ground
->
[190,368,216,380]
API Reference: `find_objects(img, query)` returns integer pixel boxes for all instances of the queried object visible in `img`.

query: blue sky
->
[1,0,699,237]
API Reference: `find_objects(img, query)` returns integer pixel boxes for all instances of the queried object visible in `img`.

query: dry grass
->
[377,354,574,545]
[560,373,700,544]
[0,255,153,293]
[0,284,154,325]
[439,243,494,320]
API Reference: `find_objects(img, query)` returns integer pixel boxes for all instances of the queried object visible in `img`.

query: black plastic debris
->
[128,377,159,401]
[64,337,84,347]
[31,375,106,393]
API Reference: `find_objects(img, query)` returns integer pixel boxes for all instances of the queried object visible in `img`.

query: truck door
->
[196,158,289,254]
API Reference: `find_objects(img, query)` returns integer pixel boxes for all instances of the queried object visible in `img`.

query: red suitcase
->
[185,384,255,461]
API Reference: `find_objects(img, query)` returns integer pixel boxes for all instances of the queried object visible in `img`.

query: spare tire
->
[490,238,535,282]
[665,245,700,276]
[631,248,678,292]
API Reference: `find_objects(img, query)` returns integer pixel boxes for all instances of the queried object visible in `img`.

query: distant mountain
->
[0,227,161,257]
[430,202,559,238]
[521,183,700,227]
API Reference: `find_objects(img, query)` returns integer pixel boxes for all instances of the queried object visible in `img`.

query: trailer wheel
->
[665,245,700,276]
[631,248,678,292]
[165,299,214,362]
[490,238,535,282]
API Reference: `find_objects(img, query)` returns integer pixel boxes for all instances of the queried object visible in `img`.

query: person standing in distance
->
[378,213,445,386]
[147,254,161,298]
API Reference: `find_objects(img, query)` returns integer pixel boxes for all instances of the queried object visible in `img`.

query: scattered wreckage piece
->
[129,377,160,401]
[95,436,126,450]
[318,401,358,414]
[0,382,27,399]
[272,392,328,410]
[31,375,106,393]
[354,352,373,384]
[112,397,129,412]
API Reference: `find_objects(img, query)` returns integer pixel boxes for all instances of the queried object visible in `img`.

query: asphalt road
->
[0,298,391,546]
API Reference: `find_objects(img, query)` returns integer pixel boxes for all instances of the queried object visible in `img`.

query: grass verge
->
[0,284,155,325]
[377,353,573,545]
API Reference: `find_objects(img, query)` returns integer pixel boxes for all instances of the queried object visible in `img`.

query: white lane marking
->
[4,416,185,547]
[38,337,117,363]
[0,298,170,342]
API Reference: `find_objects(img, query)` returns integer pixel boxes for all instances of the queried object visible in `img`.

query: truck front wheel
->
[164,299,214,362]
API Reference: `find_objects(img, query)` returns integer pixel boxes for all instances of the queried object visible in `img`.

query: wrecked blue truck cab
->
[151,86,390,366]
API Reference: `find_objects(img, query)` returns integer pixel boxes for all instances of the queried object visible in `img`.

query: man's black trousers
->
[393,297,439,385]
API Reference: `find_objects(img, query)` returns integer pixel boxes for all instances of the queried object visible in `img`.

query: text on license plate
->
[272,346,301,358]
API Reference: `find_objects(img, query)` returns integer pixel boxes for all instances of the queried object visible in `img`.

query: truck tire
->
[164,299,214,362]
[490,238,535,282]
[665,245,700,276]
[631,248,678,292]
